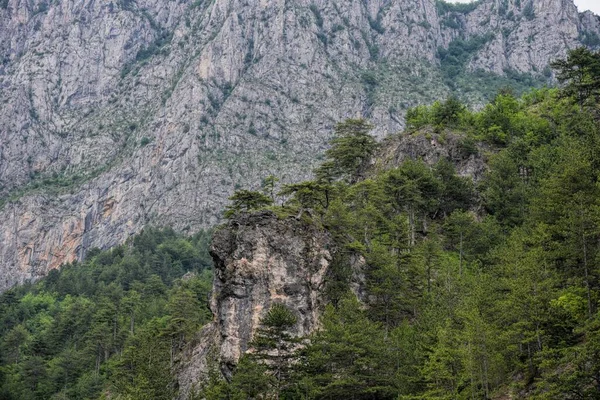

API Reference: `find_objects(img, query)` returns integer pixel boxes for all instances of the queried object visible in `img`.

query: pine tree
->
[297,296,397,399]
[551,47,600,108]
[224,190,273,218]
[315,119,378,184]
[249,303,299,397]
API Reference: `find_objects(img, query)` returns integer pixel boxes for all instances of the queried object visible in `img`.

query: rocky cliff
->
[1,0,599,291]
[176,210,332,398]
[376,129,488,181]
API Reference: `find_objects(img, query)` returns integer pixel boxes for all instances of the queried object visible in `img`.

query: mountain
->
[3,75,600,398]
[1,0,599,291]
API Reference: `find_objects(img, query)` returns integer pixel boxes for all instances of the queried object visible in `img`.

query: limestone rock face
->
[177,211,331,398]
[377,130,488,182]
[0,0,599,291]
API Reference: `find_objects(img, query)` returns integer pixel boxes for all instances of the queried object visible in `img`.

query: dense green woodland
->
[3,48,600,399]
[210,48,600,399]
[0,228,213,399]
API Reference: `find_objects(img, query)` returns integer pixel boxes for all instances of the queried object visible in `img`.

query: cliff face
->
[177,211,332,398]
[376,129,488,182]
[1,0,599,291]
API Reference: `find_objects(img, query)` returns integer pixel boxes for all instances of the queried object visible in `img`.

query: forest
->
[0,228,213,399]
[2,48,600,399]
[207,48,600,399]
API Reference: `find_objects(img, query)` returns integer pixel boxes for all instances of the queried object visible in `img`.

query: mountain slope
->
[183,86,600,399]
[1,0,599,291]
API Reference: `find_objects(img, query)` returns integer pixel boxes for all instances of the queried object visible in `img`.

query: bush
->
[436,0,481,14]
[432,96,467,127]
[309,4,323,29]
[438,34,494,80]
[406,105,432,130]
[523,1,535,20]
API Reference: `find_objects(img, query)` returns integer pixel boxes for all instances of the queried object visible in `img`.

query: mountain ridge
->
[1,0,599,291]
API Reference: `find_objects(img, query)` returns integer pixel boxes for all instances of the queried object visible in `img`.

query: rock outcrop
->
[177,211,332,398]
[1,0,599,291]
[376,129,488,182]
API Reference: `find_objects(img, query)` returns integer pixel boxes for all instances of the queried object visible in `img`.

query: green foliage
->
[121,30,173,78]
[135,31,173,63]
[199,303,299,399]
[250,304,299,396]
[431,96,466,127]
[261,174,279,202]
[438,34,494,81]
[140,136,152,146]
[6,51,600,400]
[225,76,600,398]
[435,0,482,15]
[405,89,556,147]
[309,4,323,29]
[551,47,600,107]
[0,228,213,399]
[223,189,273,218]
[314,119,378,184]
[296,296,398,399]
[368,11,385,34]
[406,96,469,131]
[279,180,333,212]
[522,0,535,20]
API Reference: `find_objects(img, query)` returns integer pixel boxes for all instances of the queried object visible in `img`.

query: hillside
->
[0,228,213,399]
[1,0,600,291]
[3,75,600,398]
[182,81,600,398]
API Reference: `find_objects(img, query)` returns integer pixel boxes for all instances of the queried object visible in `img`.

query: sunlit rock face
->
[176,210,332,398]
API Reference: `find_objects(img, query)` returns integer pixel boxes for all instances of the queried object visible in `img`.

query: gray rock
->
[176,210,332,398]
[0,0,598,291]
[376,129,488,182]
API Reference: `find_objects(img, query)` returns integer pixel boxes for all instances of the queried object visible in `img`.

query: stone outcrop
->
[0,0,599,291]
[376,129,488,182]
[177,211,332,398]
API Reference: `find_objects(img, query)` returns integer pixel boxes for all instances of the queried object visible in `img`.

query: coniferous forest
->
[3,49,600,399]
[0,228,213,399]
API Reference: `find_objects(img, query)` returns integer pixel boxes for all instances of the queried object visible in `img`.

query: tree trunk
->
[408,207,416,247]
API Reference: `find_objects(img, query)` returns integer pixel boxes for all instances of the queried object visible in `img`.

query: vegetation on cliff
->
[3,48,600,399]
[208,49,600,399]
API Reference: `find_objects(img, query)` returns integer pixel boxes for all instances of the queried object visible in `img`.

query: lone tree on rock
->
[316,118,378,184]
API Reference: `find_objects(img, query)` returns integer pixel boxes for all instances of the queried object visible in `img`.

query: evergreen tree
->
[551,47,600,108]
[250,303,299,397]
[224,190,273,218]
[315,119,378,184]
[384,161,441,247]
[262,175,280,203]
[297,296,397,399]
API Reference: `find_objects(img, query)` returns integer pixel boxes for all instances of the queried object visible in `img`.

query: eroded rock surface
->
[177,211,332,398]
[377,129,488,182]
